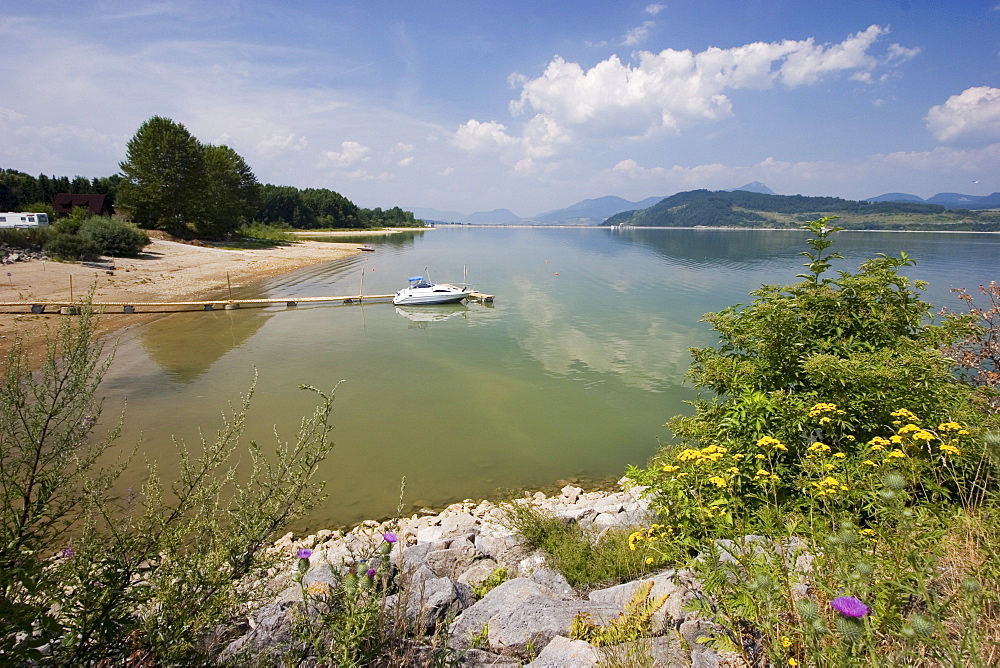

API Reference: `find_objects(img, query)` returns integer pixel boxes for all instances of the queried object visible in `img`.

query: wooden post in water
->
[360,268,364,301]
[227,272,233,300]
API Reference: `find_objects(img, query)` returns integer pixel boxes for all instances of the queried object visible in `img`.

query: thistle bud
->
[908,613,935,637]
[796,598,820,622]
[882,472,907,491]
[835,615,865,643]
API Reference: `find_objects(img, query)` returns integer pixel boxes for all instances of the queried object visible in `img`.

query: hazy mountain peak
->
[728,181,777,195]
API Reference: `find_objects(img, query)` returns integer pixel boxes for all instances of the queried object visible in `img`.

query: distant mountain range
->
[409,182,998,226]
[866,191,1000,210]
[603,189,1000,231]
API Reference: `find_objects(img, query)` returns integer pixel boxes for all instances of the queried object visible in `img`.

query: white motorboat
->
[392,275,469,305]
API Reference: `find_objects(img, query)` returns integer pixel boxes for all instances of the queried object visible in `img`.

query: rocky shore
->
[228,481,738,667]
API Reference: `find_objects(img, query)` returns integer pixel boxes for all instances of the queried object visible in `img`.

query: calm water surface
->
[100,227,1000,528]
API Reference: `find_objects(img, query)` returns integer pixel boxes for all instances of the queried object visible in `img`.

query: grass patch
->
[499,501,656,589]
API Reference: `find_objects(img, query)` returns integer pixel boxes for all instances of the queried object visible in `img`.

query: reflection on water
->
[394,303,470,325]
[98,227,1000,528]
[141,309,272,383]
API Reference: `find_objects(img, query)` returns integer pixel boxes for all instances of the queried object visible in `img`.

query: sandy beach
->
[0,234,367,364]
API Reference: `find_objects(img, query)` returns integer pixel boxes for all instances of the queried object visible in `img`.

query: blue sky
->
[1,1,998,216]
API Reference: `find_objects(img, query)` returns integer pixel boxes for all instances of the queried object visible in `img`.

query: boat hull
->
[392,289,468,305]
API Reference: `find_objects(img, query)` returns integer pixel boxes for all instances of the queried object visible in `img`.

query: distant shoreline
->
[431,223,1000,234]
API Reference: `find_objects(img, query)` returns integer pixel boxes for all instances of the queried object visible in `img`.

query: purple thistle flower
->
[60,547,76,558]
[831,596,870,618]
[296,548,313,560]
[382,532,397,544]
[367,568,377,579]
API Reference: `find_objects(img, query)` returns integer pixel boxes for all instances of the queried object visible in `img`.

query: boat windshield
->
[407,276,434,288]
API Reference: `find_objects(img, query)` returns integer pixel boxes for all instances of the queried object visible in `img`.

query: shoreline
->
[0,235,370,365]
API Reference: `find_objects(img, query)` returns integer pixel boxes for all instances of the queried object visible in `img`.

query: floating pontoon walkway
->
[0,289,495,314]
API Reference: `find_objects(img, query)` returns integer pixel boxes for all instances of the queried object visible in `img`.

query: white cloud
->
[323,140,371,166]
[645,4,667,16]
[397,156,414,167]
[480,25,913,164]
[0,106,27,122]
[453,119,518,151]
[256,133,308,153]
[623,21,654,47]
[926,87,1000,144]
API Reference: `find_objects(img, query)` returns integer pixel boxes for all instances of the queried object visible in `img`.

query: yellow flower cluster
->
[813,476,848,496]
[809,402,843,417]
[757,436,788,452]
[676,443,727,464]
[808,441,831,453]
[628,523,676,551]
[708,476,728,488]
[940,443,961,456]
[891,408,920,425]
[898,423,935,442]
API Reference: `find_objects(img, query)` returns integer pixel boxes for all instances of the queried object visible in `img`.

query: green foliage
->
[290,531,398,667]
[79,216,149,257]
[118,116,207,236]
[19,202,56,221]
[238,221,295,242]
[569,581,666,647]
[1,168,117,212]
[471,567,508,599]
[651,218,980,487]
[0,226,49,249]
[499,501,652,588]
[0,305,339,664]
[198,144,262,237]
[43,231,101,261]
[54,206,93,234]
[255,184,425,230]
[624,218,1000,665]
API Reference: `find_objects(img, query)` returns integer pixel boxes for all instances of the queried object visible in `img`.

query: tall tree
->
[197,145,262,237]
[118,116,205,236]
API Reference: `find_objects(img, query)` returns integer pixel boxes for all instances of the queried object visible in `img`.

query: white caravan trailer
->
[0,212,50,228]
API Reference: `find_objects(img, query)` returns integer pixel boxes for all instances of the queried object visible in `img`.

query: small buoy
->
[554,272,559,276]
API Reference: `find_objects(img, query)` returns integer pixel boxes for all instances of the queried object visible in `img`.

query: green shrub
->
[0,226,49,248]
[79,216,149,257]
[629,218,989,530]
[43,231,101,260]
[239,220,295,242]
[622,218,1000,666]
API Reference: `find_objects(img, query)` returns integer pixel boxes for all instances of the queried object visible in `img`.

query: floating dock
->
[0,290,495,314]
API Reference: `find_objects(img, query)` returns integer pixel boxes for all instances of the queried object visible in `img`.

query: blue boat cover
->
[407,276,424,281]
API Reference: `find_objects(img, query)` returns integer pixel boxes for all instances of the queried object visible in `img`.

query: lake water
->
[100,227,999,529]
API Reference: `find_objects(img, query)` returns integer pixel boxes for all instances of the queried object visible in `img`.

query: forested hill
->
[602,189,1000,231]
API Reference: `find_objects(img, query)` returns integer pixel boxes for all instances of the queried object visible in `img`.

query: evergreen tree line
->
[0,169,120,212]
[2,116,424,237]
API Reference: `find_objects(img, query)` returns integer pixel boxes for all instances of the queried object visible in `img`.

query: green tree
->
[197,144,262,237]
[117,116,206,236]
[256,184,317,228]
